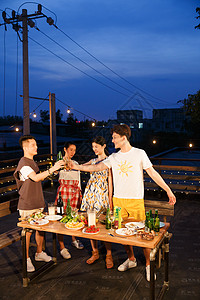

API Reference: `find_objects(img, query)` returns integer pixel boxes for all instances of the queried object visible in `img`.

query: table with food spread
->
[17,212,171,300]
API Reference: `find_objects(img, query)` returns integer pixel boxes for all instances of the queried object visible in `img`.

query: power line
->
[15,32,19,116]
[55,96,96,121]
[28,35,130,98]
[54,25,170,105]
[3,29,6,116]
[36,27,136,95]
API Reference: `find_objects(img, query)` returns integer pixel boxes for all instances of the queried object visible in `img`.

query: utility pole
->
[22,9,30,134]
[49,92,57,156]
[1,4,55,135]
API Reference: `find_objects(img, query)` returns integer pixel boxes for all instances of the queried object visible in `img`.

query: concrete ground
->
[0,187,200,300]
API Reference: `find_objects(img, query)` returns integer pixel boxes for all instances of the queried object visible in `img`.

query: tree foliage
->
[178,90,200,138]
[195,7,200,29]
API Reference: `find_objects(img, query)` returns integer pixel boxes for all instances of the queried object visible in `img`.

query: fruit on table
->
[85,225,100,233]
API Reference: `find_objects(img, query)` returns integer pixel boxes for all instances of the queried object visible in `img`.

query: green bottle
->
[106,207,111,230]
[57,151,63,161]
[149,209,153,219]
[155,209,158,219]
[148,219,152,232]
[145,211,149,231]
[66,198,71,217]
[154,217,160,232]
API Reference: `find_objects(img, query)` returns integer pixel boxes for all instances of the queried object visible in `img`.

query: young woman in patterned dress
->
[81,136,114,268]
[55,142,84,260]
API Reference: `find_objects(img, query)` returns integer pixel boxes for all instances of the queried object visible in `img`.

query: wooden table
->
[18,219,171,300]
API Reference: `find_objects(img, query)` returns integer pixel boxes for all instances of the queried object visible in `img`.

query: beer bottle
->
[148,219,152,232]
[145,211,149,231]
[106,207,111,230]
[154,217,160,232]
[57,192,64,215]
[155,209,158,219]
[149,209,153,219]
[57,151,63,161]
[66,198,71,217]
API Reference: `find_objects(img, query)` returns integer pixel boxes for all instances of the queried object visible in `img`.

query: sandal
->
[86,250,99,264]
[106,254,114,269]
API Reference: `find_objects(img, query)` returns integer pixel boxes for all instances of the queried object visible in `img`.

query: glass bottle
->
[106,207,111,230]
[57,192,64,215]
[155,209,158,219]
[66,198,72,217]
[57,151,63,161]
[154,217,160,232]
[145,211,149,231]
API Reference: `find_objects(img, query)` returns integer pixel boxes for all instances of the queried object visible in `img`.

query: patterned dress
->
[81,159,109,212]
[55,160,82,210]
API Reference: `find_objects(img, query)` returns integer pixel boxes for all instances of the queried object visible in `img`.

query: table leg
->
[52,233,57,263]
[21,228,28,287]
[150,251,156,300]
[164,233,169,286]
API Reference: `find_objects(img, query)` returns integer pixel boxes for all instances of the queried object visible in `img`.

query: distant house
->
[151,108,188,133]
[117,110,144,129]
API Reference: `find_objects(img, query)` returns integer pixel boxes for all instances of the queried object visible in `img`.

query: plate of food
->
[65,221,84,230]
[137,229,155,240]
[82,226,100,234]
[45,215,62,221]
[28,211,45,223]
[125,222,145,230]
[30,219,49,226]
[115,228,135,236]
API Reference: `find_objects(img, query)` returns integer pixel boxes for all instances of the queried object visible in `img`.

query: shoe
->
[71,239,84,250]
[118,258,137,272]
[60,248,71,259]
[35,251,52,262]
[86,251,99,264]
[146,265,157,282]
[106,254,114,269]
[27,257,35,272]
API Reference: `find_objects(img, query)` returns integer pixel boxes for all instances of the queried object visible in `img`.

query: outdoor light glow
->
[33,112,37,118]
[67,108,71,114]
[92,122,95,127]
[189,143,193,148]
[152,140,157,144]
[15,127,19,132]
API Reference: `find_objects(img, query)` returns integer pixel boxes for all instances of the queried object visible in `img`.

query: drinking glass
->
[110,211,115,231]
[48,203,55,215]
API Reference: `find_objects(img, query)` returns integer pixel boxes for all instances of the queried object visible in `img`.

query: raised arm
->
[69,160,108,172]
[108,168,113,210]
[145,166,176,205]
[28,160,65,182]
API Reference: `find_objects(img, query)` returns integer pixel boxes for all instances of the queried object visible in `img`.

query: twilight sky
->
[0,0,200,121]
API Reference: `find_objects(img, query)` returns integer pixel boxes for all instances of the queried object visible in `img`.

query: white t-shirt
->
[59,160,81,188]
[103,147,152,199]
[19,166,34,181]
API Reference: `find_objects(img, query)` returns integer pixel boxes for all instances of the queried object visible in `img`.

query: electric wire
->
[15,32,19,116]
[3,29,6,116]
[55,97,96,121]
[36,27,136,95]
[28,35,130,98]
[54,25,170,105]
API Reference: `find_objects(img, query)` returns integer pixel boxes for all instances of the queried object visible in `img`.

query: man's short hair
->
[19,135,36,149]
[111,124,131,140]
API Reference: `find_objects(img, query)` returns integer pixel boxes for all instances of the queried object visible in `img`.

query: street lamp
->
[152,139,157,144]
[189,143,193,148]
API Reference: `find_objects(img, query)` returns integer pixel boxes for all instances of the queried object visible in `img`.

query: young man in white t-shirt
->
[70,124,176,281]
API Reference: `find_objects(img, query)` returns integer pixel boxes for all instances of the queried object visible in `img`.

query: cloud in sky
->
[0,0,200,120]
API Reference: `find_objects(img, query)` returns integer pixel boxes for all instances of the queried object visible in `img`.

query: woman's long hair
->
[92,136,109,156]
